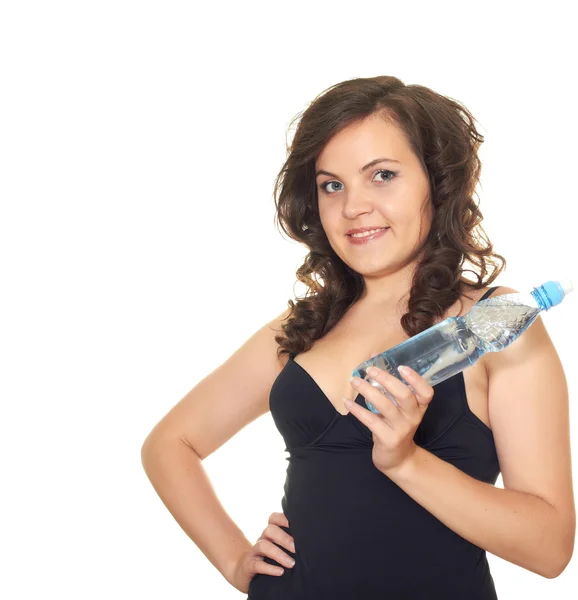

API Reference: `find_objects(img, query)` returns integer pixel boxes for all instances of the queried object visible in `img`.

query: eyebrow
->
[315,157,401,179]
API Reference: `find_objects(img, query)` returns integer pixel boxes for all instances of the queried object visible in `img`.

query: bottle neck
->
[531,286,554,311]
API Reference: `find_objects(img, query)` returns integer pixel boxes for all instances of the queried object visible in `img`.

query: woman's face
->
[314,113,434,283]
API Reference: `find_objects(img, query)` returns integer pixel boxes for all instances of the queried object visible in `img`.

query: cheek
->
[318,205,339,231]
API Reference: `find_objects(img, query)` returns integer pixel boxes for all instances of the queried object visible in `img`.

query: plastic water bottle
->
[352,280,574,414]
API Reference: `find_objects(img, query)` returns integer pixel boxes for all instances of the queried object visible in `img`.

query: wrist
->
[382,444,421,481]
[223,541,252,586]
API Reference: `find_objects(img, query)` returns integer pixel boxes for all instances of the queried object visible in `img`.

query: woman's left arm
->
[385,291,576,579]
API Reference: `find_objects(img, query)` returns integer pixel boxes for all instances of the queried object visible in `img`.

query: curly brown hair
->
[272,75,506,360]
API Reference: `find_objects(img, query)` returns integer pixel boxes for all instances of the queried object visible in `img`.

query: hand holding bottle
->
[345,363,435,475]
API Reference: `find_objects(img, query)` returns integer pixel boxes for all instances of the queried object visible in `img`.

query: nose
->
[342,189,374,219]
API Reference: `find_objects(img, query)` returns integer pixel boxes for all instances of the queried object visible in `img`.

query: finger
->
[366,366,414,399]
[268,511,290,528]
[366,365,432,411]
[264,523,295,553]
[394,366,434,407]
[349,376,401,425]
[343,393,393,431]
[267,512,294,550]
[255,538,296,570]
[252,555,286,577]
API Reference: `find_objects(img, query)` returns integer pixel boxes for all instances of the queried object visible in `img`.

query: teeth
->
[350,228,387,238]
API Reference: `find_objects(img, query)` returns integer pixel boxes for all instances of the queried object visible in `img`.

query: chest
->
[292,307,492,431]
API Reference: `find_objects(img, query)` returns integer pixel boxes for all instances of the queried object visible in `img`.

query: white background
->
[1,1,576,598]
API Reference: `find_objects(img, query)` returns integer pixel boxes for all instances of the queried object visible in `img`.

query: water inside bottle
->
[353,296,541,414]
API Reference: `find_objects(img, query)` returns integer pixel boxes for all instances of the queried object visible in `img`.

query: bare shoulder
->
[142,306,293,460]
[462,282,515,304]
[448,283,512,319]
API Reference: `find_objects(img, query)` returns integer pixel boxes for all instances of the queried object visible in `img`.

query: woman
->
[141,76,575,599]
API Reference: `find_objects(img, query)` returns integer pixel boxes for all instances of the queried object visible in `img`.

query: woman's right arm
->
[140,307,293,587]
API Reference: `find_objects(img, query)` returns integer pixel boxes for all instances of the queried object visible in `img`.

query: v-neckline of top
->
[290,355,362,417]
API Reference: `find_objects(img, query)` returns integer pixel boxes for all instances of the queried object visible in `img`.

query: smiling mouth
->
[347,227,390,238]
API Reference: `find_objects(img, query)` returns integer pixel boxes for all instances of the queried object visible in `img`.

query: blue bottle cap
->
[538,280,574,308]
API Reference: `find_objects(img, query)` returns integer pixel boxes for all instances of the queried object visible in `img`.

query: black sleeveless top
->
[247,288,501,599]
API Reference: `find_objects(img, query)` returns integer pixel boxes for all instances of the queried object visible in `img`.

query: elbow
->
[544,553,572,579]
[141,433,192,467]
[141,435,155,462]
[141,440,153,472]
[549,546,575,579]
[141,433,165,467]
[543,523,575,579]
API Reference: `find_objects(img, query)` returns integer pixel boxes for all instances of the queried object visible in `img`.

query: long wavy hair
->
[272,75,506,359]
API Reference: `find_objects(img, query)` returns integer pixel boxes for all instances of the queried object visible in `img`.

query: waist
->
[280,457,490,580]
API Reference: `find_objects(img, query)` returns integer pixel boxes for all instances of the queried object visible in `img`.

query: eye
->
[318,169,397,195]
